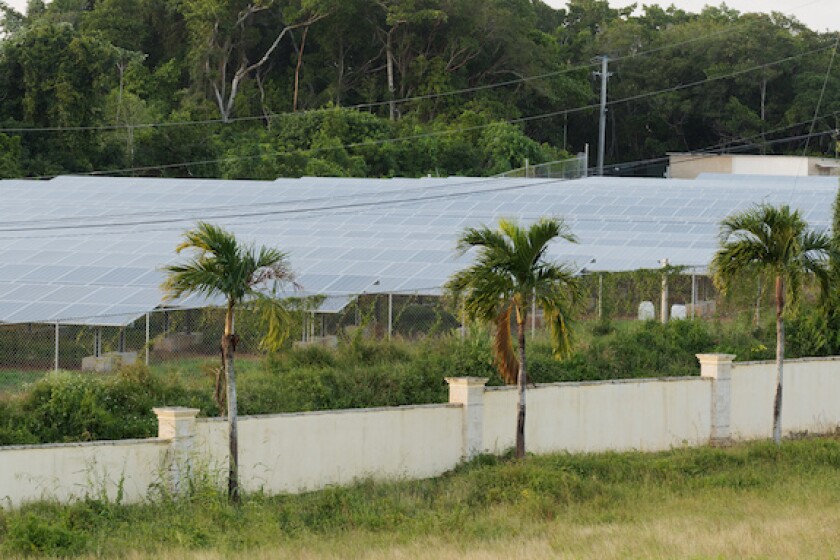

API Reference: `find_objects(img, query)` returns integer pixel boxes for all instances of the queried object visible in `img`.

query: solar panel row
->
[0,173,835,326]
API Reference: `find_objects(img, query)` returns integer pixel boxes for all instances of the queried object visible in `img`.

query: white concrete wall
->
[194,403,464,494]
[731,357,840,439]
[0,439,168,507]
[482,378,711,454]
[3,355,840,508]
[729,361,776,439]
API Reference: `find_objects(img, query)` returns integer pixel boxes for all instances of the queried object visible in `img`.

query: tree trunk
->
[515,315,527,459]
[293,26,309,112]
[773,275,784,446]
[223,303,240,503]
[386,28,396,121]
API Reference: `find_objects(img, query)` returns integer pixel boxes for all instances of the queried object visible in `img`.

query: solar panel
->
[0,173,836,325]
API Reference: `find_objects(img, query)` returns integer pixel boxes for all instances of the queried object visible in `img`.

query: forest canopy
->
[0,0,837,179]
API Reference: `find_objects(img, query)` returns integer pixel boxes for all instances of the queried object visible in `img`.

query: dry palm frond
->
[494,304,519,385]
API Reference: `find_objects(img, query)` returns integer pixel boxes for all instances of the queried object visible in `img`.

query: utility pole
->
[594,56,612,176]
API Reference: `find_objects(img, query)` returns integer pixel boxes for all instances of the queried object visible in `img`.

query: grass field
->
[3,438,840,558]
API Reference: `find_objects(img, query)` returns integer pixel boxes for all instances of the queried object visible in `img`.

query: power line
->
[0,177,567,234]
[3,123,836,237]
[0,21,754,134]
[0,174,524,229]
[36,44,830,180]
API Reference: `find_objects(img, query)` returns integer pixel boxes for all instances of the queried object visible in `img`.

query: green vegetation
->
[712,204,831,444]
[1,1,837,179]
[2,438,840,558]
[447,217,580,457]
[162,221,297,501]
[0,315,803,446]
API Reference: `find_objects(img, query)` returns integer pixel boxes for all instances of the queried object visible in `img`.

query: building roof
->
[0,173,835,326]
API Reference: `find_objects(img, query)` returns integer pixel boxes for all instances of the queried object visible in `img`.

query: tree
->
[162,222,295,502]
[180,0,331,122]
[447,217,580,459]
[712,204,830,445]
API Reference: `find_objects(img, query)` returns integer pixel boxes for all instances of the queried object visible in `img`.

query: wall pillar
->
[697,354,735,444]
[153,406,200,494]
[445,377,488,460]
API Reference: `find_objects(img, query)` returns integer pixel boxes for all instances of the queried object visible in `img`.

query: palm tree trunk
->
[773,275,784,445]
[515,317,527,459]
[223,303,240,503]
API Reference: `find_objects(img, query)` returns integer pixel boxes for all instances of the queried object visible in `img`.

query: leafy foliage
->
[1,1,837,179]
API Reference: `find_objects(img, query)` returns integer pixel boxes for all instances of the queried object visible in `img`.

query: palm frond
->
[494,304,518,385]
[446,217,579,385]
[162,222,296,344]
[713,203,829,311]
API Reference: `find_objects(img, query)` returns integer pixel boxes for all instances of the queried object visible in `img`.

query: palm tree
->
[447,217,580,459]
[162,222,295,502]
[712,204,830,445]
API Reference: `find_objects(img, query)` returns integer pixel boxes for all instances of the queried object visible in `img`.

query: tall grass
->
[2,438,840,558]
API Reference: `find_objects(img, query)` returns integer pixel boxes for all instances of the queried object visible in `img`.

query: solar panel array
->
[0,173,835,326]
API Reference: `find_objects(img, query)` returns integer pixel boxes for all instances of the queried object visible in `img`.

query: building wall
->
[668,153,839,179]
[669,154,733,179]
[3,355,840,508]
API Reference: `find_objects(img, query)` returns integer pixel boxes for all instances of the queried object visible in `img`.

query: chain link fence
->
[0,269,781,396]
[494,154,588,180]
[0,292,464,393]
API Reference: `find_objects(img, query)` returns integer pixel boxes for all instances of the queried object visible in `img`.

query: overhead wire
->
[23,44,832,180]
[0,20,754,134]
[0,176,568,235]
[1,123,836,239]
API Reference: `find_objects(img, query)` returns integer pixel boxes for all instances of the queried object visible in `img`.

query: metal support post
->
[387,293,393,340]
[145,313,150,365]
[598,273,603,320]
[95,327,103,357]
[54,322,60,372]
[660,258,670,324]
[691,268,697,320]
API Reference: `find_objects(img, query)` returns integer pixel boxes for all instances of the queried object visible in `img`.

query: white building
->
[668,153,840,179]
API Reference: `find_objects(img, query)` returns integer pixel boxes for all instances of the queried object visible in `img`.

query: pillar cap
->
[445,377,489,386]
[153,407,200,419]
[696,353,736,365]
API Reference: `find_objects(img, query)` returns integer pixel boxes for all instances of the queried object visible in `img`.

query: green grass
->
[2,438,840,558]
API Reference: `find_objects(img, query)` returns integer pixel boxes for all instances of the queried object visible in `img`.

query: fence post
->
[54,322,60,372]
[153,407,200,494]
[445,377,488,460]
[697,354,735,444]
[145,313,150,366]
